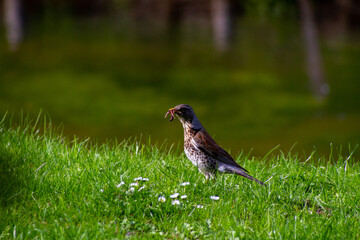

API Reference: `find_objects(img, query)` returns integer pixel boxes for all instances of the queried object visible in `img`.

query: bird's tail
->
[224,165,266,186]
[244,173,266,186]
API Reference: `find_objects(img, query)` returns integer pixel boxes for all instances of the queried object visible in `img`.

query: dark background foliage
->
[1,0,359,157]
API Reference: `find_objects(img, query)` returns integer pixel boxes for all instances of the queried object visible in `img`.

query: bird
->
[165,104,265,185]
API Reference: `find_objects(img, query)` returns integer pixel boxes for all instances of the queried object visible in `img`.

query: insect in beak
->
[165,108,176,121]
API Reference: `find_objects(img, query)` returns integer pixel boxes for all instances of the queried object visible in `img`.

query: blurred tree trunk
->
[211,0,230,52]
[331,0,351,43]
[298,0,328,100]
[165,0,184,44]
[4,0,23,51]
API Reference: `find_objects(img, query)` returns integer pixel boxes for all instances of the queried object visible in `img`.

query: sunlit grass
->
[1,116,359,239]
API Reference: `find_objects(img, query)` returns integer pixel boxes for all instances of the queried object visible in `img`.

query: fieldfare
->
[165,104,265,185]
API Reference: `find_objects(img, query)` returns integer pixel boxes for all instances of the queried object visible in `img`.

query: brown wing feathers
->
[194,129,249,173]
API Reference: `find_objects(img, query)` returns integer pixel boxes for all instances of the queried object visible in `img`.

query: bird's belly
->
[184,147,200,166]
[184,144,215,171]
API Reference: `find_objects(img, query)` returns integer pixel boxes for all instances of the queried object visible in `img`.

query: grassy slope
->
[1,119,359,239]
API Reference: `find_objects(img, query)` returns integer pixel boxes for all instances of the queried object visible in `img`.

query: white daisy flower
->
[170,193,179,198]
[210,196,220,201]
[172,200,180,205]
[129,182,139,187]
[158,196,166,202]
[180,195,188,199]
[180,182,190,186]
[116,181,125,188]
[138,186,145,192]
[134,177,149,181]
[100,189,104,193]
[129,187,135,192]
[196,205,204,209]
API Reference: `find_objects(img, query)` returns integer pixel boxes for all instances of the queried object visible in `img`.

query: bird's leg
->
[205,174,209,181]
[203,172,216,184]
[213,175,217,184]
[210,172,216,184]
[202,172,212,183]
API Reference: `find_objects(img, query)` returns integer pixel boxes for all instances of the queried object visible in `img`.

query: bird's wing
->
[191,129,249,173]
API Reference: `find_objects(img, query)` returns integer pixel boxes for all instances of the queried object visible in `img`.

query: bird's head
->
[165,104,196,124]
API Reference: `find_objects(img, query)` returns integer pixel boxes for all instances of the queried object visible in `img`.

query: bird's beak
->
[165,108,176,121]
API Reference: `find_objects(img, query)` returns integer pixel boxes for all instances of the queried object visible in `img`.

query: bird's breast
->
[184,136,209,167]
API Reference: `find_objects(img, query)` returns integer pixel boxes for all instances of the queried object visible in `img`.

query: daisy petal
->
[210,196,220,201]
[158,196,166,202]
[170,193,180,198]
[172,200,180,205]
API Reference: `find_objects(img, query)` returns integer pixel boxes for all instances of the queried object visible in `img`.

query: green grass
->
[1,116,359,239]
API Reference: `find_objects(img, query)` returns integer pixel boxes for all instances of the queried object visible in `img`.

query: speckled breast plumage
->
[183,126,217,179]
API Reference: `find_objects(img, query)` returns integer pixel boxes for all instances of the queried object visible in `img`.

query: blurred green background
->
[1,0,360,158]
